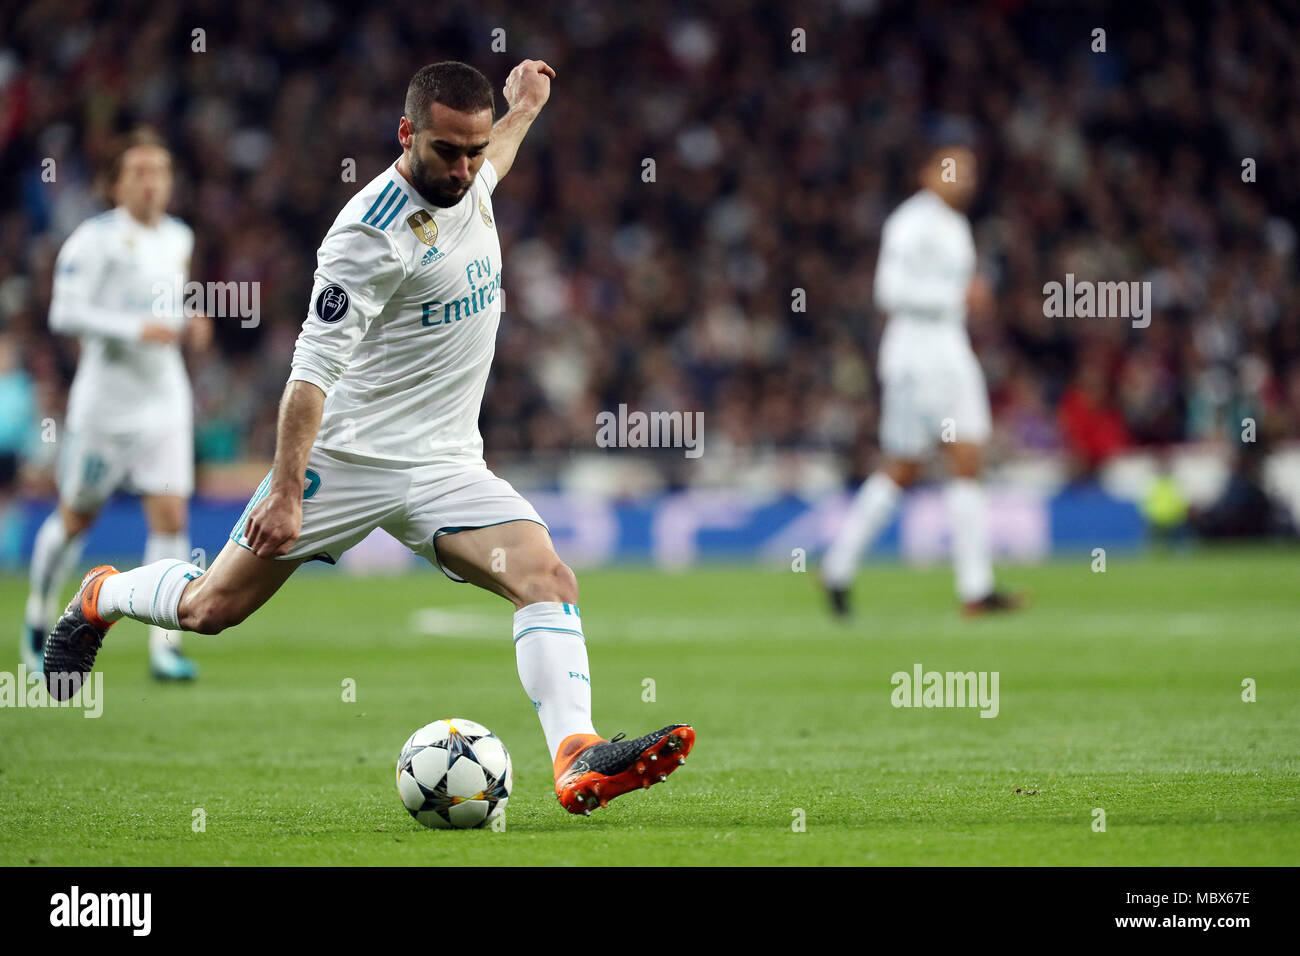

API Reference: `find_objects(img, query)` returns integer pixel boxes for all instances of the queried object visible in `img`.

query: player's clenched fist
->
[503,59,555,116]
[244,488,303,558]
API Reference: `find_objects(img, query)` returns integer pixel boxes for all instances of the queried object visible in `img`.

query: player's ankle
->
[552,732,603,774]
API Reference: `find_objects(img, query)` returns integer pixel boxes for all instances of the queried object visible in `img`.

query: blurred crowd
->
[1,0,1298,489]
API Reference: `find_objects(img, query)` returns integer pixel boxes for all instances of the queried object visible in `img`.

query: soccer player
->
[24,129,209,679]
[821,143,1019,617]
[44,61,694,815]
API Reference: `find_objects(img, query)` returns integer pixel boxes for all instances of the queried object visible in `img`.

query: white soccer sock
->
[144,533,191,654]
[96,560,203,630]
[25,512,85,629]
[513,602,597,761]
[947,478,994,602]
[822,471,903,589]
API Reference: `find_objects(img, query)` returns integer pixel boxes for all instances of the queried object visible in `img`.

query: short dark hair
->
[404,61,495,131]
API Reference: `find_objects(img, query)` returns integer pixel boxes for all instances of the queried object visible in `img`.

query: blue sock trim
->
[513,625,585,644]
[151,560,194,615]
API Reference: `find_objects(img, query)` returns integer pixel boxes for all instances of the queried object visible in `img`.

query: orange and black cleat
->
[43,565,118,701]
[961,590,1025,617]
[554,724,695,815]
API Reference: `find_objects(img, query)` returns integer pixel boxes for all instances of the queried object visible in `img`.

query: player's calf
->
[175,541,303,633]
[176,582,250,635]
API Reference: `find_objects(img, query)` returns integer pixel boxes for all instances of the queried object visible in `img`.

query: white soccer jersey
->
[49,208,195,435]
[289,159,505,466]
[873,188,977,370]
[872,189,990,453]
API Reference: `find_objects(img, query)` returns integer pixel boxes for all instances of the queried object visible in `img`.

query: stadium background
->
[1,0,1298,569]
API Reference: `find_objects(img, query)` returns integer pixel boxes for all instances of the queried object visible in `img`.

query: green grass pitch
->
[1,545,1296,866]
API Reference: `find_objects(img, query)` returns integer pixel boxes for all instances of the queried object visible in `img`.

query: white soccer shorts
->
[229,446,547,579]
[878,346,992,458]
[58,427,195,511]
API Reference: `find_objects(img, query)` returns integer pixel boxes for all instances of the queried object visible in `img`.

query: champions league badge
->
[314,284,350,323]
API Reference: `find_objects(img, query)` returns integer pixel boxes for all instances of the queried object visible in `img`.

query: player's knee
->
[516,558,578,607]
[144,497,187,535]
[60,507,96,537]
[151,516,187,536]
[947,443,983,479]
[885,460,921,488]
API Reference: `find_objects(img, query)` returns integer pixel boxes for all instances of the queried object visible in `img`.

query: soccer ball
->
[396,718,512,829]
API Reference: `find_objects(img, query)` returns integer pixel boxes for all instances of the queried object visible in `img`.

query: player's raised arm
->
[485,59,555,181]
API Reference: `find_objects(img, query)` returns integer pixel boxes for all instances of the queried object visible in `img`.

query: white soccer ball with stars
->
[396,718,512,829]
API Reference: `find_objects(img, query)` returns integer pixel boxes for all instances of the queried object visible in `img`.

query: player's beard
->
[408,151,471,208]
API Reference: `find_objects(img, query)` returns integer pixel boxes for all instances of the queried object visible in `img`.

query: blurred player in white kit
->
[22,129,210,678]
[822,143,1019,617]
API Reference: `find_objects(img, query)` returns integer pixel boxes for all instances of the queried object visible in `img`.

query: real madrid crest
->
[406,210,438,246]
[479,199,494,229]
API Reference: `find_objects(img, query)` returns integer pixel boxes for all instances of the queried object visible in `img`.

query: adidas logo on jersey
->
[420,246,446,267]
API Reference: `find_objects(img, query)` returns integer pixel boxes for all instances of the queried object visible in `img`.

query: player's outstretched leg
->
[433,519,696,816]
[43,540,301,700]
